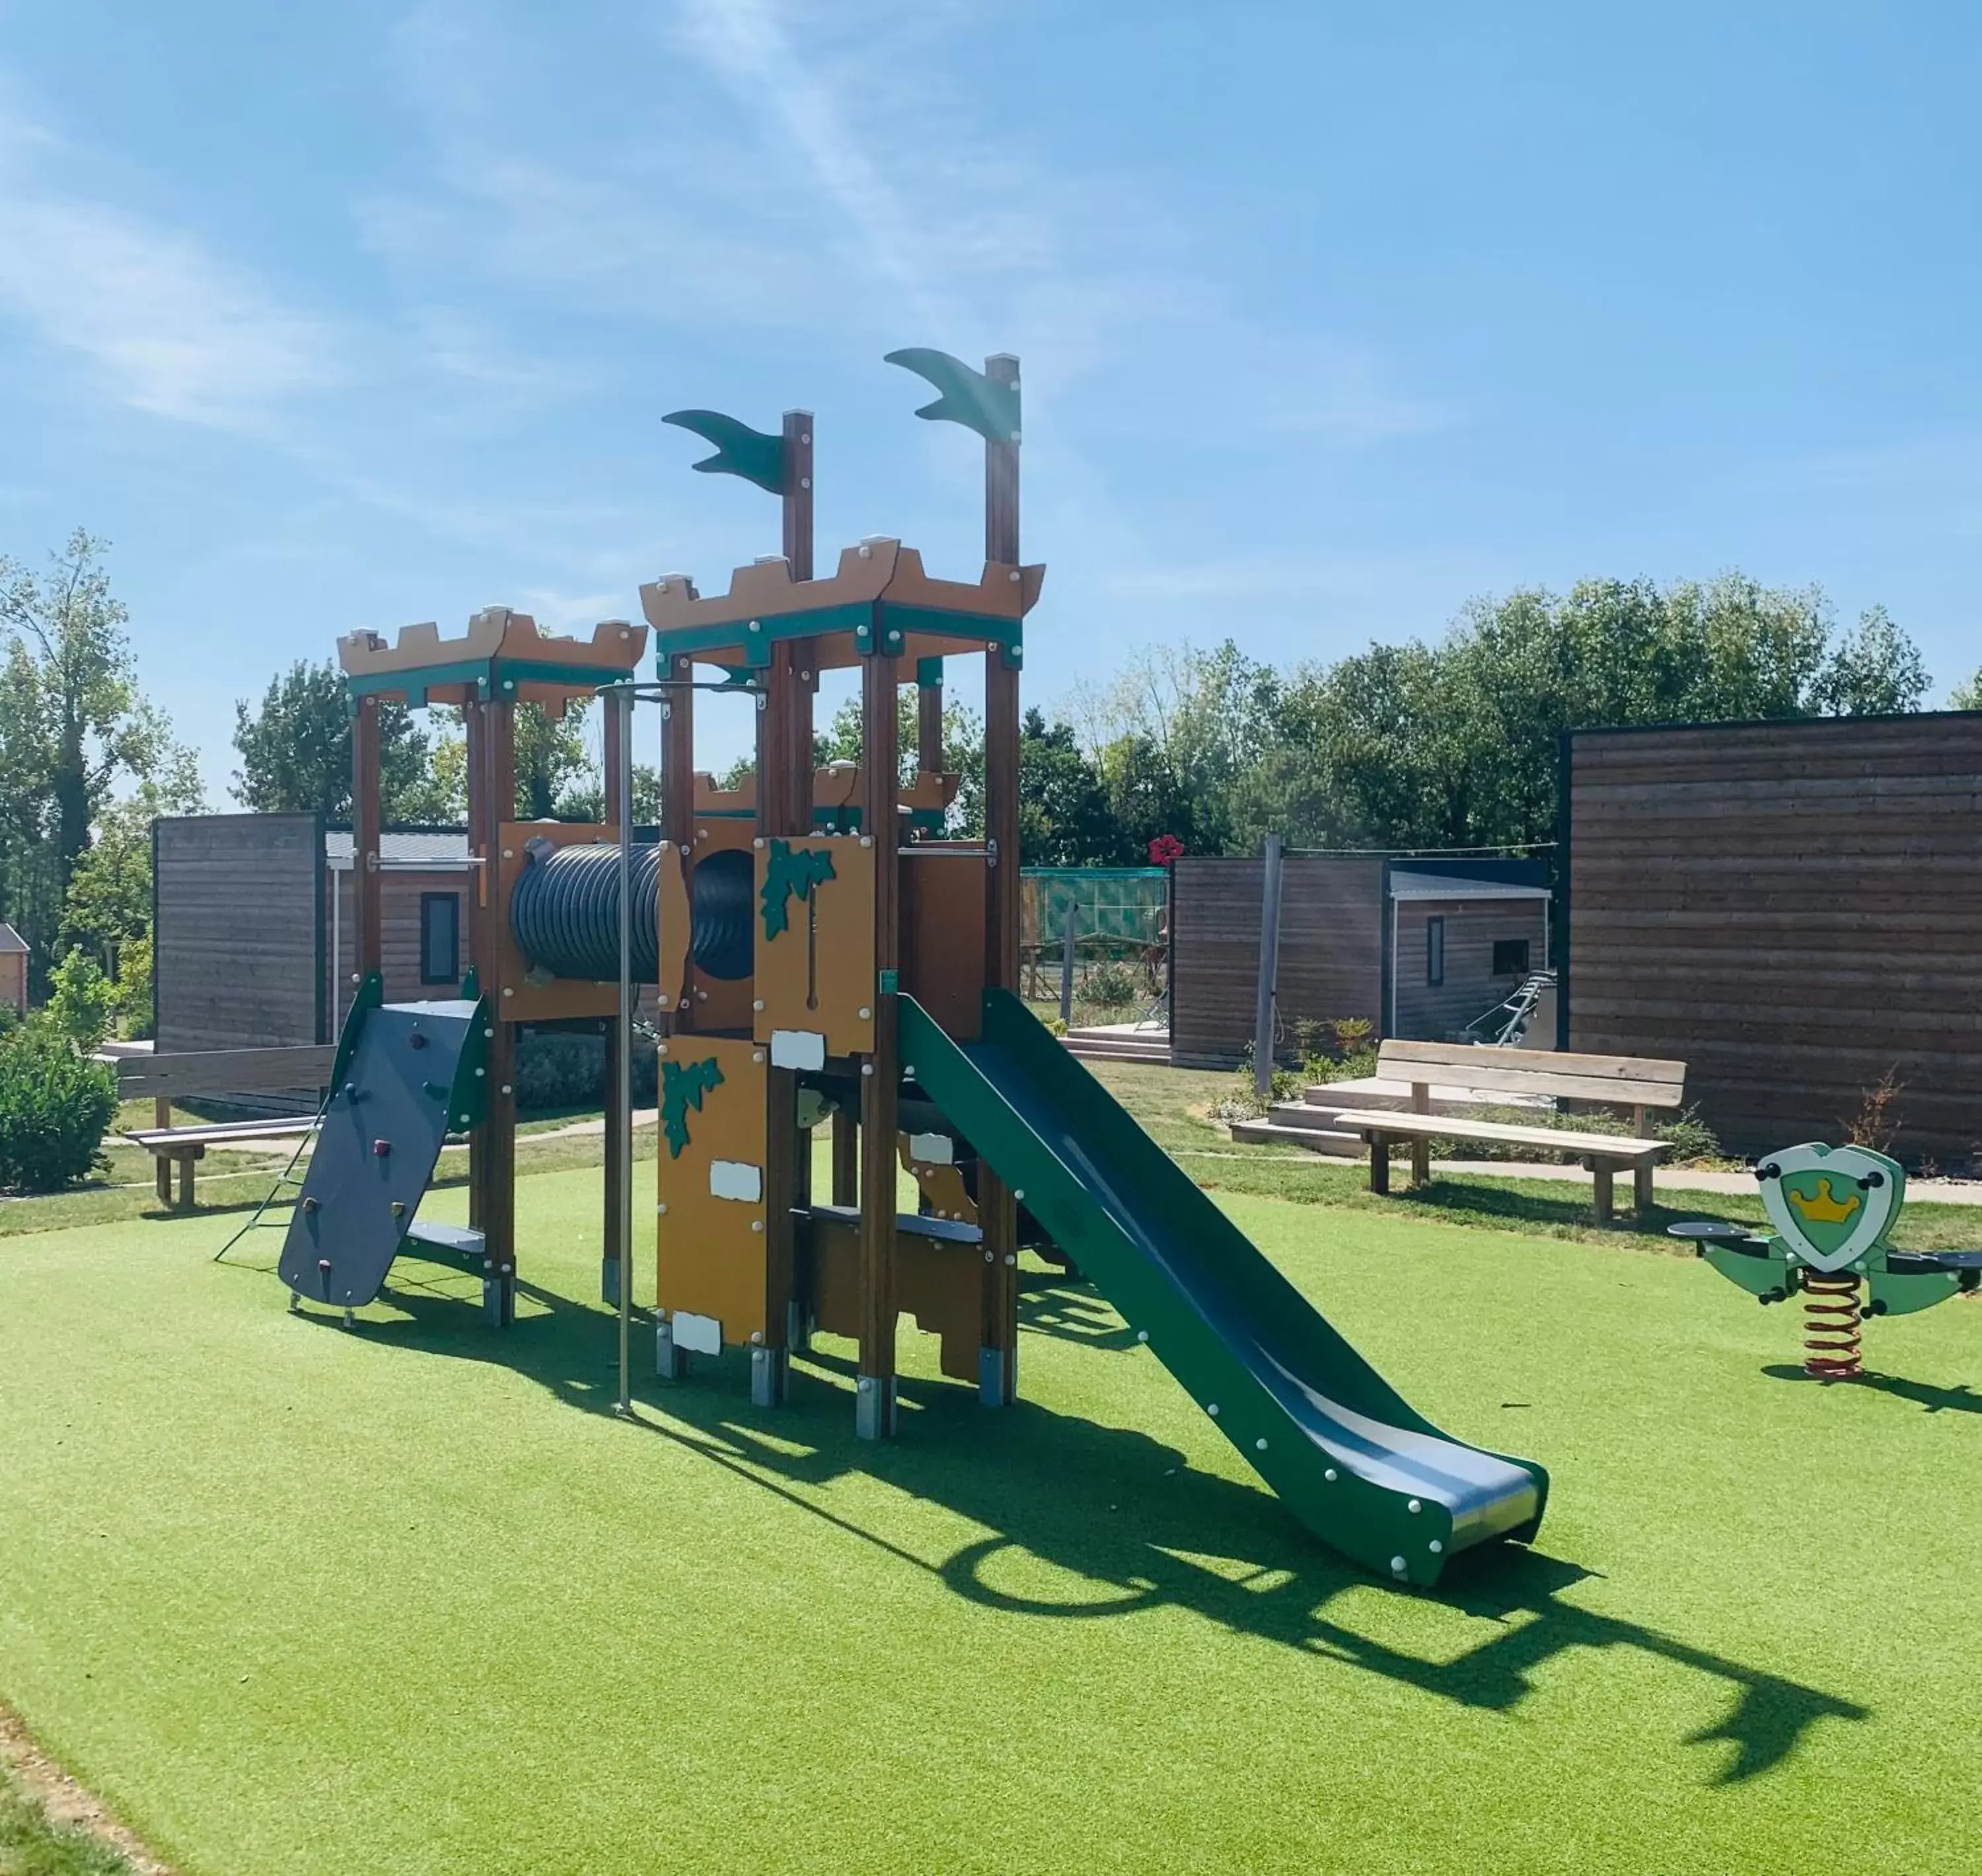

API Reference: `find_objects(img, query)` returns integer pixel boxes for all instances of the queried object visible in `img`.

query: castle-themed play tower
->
[283,350,1551,1585]
[642,349,1034,1433]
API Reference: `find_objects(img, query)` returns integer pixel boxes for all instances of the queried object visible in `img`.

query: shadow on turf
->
[1762,1363,1982,1416]
[1376,1180,1718,1242]
[336,1270,1868,1785]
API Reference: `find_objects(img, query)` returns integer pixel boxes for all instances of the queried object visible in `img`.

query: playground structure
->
[274,349,1549,1586]
[1678,1141,1982,1377]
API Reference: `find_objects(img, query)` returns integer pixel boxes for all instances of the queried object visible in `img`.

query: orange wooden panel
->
[752,835,876,1056]
[655,1035,770,1347]
[656,840,689,1015]
[799,1210,980,1382]
[900,847,988,1041]
[899,1135,978,1227]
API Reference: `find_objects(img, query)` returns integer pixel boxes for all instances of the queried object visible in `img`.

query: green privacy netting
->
[1020,868,1169,949]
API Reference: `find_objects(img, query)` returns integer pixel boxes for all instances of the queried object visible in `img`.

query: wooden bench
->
[116,1045,335,1210]
[1310,1040,1688,1222]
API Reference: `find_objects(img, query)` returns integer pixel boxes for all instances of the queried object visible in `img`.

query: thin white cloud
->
[671,0,953,328]
[0,108,344,431]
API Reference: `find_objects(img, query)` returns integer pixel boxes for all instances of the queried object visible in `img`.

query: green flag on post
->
[662,409,789,495]
[883,348,1020,444]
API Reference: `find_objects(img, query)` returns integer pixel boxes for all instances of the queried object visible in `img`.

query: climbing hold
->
[373,1139,391,1157]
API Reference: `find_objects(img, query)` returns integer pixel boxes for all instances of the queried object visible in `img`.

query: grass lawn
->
[4,1157,1982,1874]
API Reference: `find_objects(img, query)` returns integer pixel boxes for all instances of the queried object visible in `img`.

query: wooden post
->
[478,694,518,1321]
[154,1094,172,1206]
[660,655,696,1025]
[601,691,628,1308]
[856,641,900,1439]
[463,700,488,1232]
[754,415,814,1405]
[1058,892,1076,1026]
[978,351,1022,1408]
[654,653,696,1376]
[917,672,944,780]
[1253,832,1283,1101]
[783,410,816,835]
[831,1108,858,1205]
[351,696,384,980]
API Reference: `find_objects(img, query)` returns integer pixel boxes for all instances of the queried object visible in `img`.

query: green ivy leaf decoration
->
[760,838,838,939]
[661,1056,725,1159]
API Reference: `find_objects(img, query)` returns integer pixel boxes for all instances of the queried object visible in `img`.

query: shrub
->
[1843,1067,1904,1155]
[513,1028,659,1116]
[46,950,116,1052]
[1284,1015,1378,1085]
[0,1021,118,1192]
[1654,1104,1725,1167]
[1307,1046,1378,1085]
[1219,1055,1302,1121]
[1081,959,1138,1009]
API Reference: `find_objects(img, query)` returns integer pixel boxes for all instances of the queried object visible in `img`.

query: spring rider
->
[1675,1141,1982,1377]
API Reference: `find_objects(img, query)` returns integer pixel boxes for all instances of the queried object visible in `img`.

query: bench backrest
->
[114,1044,336,1100]
[1374,1038,1685,1110]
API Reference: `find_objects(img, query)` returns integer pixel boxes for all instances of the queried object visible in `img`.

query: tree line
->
[1,528,1973,1038]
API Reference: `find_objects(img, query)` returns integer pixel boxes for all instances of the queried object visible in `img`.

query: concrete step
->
[1063,1030,1170,1064]
[1230,1118,1368,1158]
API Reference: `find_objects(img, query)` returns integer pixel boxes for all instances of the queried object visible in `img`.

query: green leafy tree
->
[1018,709,1120,863]
[1074,641,1280,856]
[811,690,985,835]
[0,531,198,975]
[0,531,179,877]
[1953,668,1982,711]
[232,660,439,822]
[44,949,116,1051]
[1237,574,1931,855]
[0,526,195,966]
[515,701,597,818]
[58,764,202,1040]
[1812,605,1930,716]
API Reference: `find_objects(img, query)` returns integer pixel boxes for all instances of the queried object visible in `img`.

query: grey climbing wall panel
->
[278,997,490,1310]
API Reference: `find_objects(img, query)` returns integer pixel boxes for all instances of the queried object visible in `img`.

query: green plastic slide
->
[900,991,1547,1586]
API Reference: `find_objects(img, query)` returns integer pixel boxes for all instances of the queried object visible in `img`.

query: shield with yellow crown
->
[1758,1141,1903,1274]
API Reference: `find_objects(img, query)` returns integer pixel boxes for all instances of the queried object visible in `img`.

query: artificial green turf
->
[3,1170,1981,1874]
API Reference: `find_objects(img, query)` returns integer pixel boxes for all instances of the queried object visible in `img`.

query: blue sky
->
[2,1,1977,797]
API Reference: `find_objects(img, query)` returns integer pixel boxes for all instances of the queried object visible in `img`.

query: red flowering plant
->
[1148,834,1185,867]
